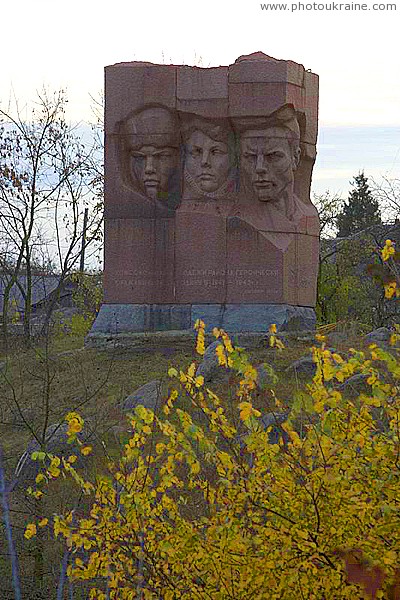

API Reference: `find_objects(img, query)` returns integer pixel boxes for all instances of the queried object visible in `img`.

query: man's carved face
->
[128,144,178,201]
[240,127,300,203]
[125,107,179,203]
[185,130,230,193]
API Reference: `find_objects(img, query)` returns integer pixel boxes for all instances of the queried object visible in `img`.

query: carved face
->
[185,130,230,193]
[240,128,300,203]
[128,144,179,201]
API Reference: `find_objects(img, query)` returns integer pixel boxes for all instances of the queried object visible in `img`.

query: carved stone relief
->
[237,106,301,220]
[120,105,181,210]
[102,53,320,314]
[181,116,237,201]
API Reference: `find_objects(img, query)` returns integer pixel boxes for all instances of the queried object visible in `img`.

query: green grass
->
[0,325,371,472]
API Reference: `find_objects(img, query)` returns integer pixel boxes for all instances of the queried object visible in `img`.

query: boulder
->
[196,341,230,383]
[260,411,289,444]
[285,355,316,378]
[118,380,164,413]
[14,422,93,485]
[364,327,391,345]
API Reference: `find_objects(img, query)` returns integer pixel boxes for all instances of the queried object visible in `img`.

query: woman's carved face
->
[185,130,230,193]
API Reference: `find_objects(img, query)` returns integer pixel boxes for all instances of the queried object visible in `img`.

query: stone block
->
[301,71,319,145]
[176,98,229,119]
[229,57,304,87]
[90,304,192,334]
[208,304,316,333]
[229,82,304,117]
[177,66,228,99]
[105,63,177,133]
[226,218,285,304]
[175,209,227,303]
[295,234,320,306]
[104,218,175,304]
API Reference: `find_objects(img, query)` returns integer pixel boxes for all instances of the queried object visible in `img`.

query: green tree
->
[336,172,381,238]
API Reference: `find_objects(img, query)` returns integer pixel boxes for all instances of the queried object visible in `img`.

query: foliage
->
[23,320,400,599]
[70,272,102,317]
[0,89,103,342]
[314,179,398,327]
[368,239,400,301]
[317,235,384,326]
[336,172,382,238]
[312,190,344,239]
[65,271,103,336]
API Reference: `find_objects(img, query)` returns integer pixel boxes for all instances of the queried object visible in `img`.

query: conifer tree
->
[336,171,381,237]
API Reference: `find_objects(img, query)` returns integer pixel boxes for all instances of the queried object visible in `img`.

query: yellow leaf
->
[35,473,45,484]
[238,401,253,421]
[38,518,48,528]
[190,461,200,475]
[381,239,395,261]
[216,344,227,367]
[194,318,205,331]
[24,523,37,539]
[384,281,397,299]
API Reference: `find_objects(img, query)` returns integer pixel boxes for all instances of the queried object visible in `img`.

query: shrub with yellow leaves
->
[368,238,400,300]
[26,325,399,599]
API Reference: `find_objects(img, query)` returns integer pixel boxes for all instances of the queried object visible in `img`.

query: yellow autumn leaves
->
[381,238,396,261]
[65,411,84,437]
[22,320,400,599]
[238,401,261,421]
[24,518,48,540]
[381,239,399,299]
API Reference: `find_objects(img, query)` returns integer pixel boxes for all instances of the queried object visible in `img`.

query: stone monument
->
[89,52,320,339]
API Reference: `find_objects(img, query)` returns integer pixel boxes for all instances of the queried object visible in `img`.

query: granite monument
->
[89,52,320,338]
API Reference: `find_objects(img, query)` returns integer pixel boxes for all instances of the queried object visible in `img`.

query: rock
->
[286,355,316,378]
[235,411,289,450]
[327,331,349,346]
[279,306,316,332]
[285,347,339,380]
[260,411,289,444]
[118,380,164,413]
[196,341,230,383]
[14,422,93,485]
[364,327,391,345]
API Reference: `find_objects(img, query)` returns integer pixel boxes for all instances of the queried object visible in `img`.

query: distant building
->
[0,273,75,316]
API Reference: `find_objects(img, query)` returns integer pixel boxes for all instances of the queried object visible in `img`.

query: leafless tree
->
[0,89,103,344]
[372,176,400,222]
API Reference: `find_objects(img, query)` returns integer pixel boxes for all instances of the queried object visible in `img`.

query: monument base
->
[87,303,316,339]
